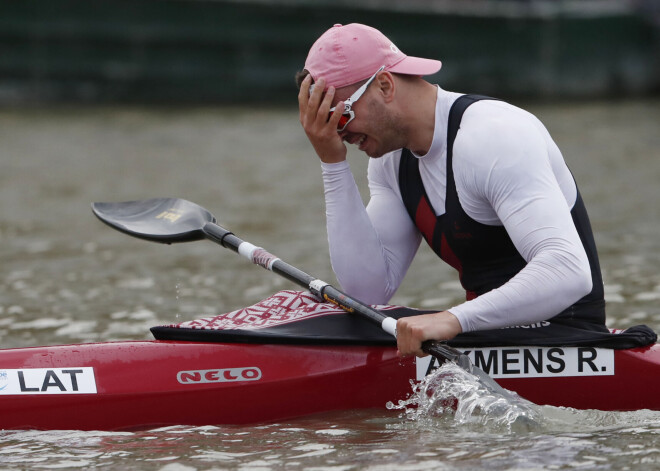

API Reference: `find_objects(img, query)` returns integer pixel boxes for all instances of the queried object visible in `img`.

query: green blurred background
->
[1,0,659,105]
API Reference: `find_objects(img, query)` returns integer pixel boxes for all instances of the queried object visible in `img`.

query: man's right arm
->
[322,159,421,305]
[298,74,421,304]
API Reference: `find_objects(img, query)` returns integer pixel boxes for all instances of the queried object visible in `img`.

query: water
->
[388,363,542,432]
[1,99,659,469]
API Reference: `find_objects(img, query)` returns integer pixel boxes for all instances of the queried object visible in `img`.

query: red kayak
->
[0,340,659,431]
[3,200,656,431]
[1,290,659,431]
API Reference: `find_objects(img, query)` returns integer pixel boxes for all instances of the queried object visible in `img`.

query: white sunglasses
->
[310,66,385,132]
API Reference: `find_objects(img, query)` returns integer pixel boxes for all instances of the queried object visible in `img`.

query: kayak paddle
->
[92,197,514,397]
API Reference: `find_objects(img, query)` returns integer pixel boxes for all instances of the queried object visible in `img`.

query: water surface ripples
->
[1,101,659,469]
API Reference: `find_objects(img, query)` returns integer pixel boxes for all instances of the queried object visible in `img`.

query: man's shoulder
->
[460,97,540,129]
[455,98,544,148]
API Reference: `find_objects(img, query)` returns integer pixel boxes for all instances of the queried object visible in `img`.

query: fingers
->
[308,76,325,116]
[396,317,427,358]
[298,75,311,120]
[299,76,323,127]
[297,76,348,163]
[298,76,325,113]
[395,312,463,358]
[328,99,345,130]
[299,76,343,131]
[312,82,333,129]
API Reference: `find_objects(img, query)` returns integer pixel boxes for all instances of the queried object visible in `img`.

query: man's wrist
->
[321,160,350,171]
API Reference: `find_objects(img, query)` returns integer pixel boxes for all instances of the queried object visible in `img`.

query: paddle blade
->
[92,198,215,244]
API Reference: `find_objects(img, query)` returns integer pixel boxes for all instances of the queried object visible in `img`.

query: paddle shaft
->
[204,222,472,366]
[203,222,396,334]
[92,197,513,395]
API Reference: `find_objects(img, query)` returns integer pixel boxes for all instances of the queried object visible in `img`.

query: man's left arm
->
[396,108,592,356]
[448,112,592,333]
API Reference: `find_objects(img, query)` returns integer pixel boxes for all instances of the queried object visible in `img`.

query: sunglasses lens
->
[328,111,351,131]
[337,114,350,131]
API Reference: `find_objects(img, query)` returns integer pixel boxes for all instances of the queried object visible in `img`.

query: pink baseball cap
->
[304,23,442,90]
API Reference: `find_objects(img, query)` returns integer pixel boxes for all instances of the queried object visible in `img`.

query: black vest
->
[398,95,606,326]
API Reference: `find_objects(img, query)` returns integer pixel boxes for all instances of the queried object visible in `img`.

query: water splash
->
[387,361,541,432]
[175,282,181,320]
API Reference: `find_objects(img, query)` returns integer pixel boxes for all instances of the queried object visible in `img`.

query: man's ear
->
[376,71,396,103]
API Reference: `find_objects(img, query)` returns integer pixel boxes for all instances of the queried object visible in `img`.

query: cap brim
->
[388,56,442,77]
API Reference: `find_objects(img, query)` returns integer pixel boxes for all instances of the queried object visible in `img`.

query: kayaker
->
[296,23,606,358]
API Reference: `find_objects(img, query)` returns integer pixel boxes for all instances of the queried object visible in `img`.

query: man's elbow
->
[569,259,593,302]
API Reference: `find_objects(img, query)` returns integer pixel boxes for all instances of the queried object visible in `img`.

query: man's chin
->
[362,146,385,158]
[363,146,395,159]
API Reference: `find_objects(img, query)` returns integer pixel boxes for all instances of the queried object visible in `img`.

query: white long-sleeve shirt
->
[321,87,593,333]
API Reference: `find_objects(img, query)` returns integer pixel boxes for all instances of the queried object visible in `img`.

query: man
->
[297,23,606,358]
